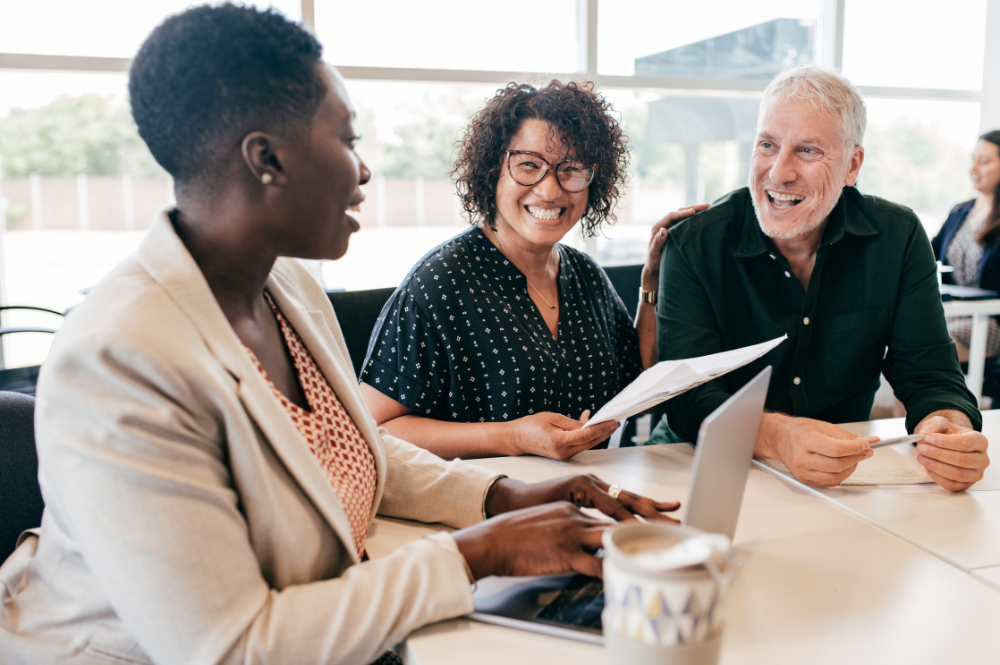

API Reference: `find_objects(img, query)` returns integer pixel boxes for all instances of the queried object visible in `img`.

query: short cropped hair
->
[129,4,327,186]
[452,81,629,237]
[759,65,867,148]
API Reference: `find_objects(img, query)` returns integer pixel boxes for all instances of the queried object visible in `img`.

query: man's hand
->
[914,412,990,491]
[758,413,877,486]
[505,411,619,461]
[485,474,681,522]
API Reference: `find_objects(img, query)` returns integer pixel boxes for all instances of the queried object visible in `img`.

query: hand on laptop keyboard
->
[485,474,681,523]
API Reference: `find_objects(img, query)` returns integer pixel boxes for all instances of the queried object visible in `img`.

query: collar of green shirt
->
[733,186,880,259]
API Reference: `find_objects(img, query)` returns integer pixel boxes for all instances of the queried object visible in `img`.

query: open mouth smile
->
[766,190,805,209]
[526,205,565,221]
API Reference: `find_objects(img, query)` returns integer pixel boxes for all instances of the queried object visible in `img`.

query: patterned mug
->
[602,522,738,665]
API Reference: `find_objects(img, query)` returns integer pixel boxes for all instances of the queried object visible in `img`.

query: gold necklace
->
[494,232,557,310]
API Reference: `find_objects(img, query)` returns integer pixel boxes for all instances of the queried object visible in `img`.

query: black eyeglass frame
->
[504,150,598,193]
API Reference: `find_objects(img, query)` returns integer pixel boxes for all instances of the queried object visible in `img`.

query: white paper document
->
[760,447,934,486]
[583,335,787,428]
[839,447,934,485]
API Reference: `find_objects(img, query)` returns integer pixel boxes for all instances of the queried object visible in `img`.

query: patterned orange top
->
[243,293,377,558]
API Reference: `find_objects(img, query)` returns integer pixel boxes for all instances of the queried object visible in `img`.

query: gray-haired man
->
[653,65,990,491]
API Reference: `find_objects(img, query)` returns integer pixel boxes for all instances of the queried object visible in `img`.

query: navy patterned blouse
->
[360,227,642,424]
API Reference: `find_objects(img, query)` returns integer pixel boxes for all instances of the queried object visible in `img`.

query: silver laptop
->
[467,366,772,644]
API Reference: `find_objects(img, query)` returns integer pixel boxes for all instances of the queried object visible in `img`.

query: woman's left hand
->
[486,474,681,523]
[641,204,710,292]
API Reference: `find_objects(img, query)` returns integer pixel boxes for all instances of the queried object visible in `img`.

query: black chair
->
[602,264,666,446]
[326,287,397,378]
[602,264,644,320]
[0,306,65,396]
[0,391,44,563]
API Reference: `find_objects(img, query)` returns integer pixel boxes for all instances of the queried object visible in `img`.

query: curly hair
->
[129,4,326,187]
[452,80,629,237]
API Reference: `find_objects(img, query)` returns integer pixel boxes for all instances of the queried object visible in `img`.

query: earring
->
[261,173,273,185]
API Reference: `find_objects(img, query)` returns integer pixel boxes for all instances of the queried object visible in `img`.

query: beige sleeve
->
[377,430,506,527]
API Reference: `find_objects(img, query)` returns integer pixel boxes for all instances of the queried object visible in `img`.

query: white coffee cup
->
[602,522,738,665]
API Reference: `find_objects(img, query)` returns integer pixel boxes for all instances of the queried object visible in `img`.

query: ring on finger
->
[608,484,623,501]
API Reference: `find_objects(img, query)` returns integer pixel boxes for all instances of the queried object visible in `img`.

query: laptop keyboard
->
[535,575,605,630]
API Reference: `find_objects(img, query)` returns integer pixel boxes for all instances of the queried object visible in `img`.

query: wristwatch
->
[639,287,657,305]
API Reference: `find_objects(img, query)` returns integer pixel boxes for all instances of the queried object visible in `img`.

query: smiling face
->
[749,97,864,241]
[971,139,1000,196]
[493,119,590,249]
[277,66,369,260]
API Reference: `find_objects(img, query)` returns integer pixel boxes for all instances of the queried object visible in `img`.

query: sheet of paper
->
[760,448,933,486]
[584,335,787,427]
[838,448,934,485]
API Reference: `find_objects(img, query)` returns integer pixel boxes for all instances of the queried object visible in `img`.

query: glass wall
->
[861,100,982,238]
[843,0,986,90]
[315,0,578,73]
[597,0,821,77]
[0,0,991,369]
[0,71,171,366]
[0,0,300,57]
[323,80,498,290]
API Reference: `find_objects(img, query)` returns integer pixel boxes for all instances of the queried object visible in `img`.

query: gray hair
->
[759,65,867,148]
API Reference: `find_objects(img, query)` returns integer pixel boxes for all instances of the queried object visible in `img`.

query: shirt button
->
[769,253,776,260]
[784,271,792,278]
[803,317,810,325]
[793,377,802,385]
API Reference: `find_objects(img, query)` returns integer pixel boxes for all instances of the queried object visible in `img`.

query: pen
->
[869,434,925,450]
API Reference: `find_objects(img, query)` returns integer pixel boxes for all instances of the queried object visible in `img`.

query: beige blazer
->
[0,211,501,665]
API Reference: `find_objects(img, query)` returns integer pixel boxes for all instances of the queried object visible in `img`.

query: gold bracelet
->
[639,287,657,305]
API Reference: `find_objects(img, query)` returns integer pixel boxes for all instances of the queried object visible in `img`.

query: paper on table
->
[583,335,787,428]
[760,447,933,486]
[838,448,934,485]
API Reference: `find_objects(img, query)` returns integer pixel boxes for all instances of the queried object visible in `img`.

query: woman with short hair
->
[361,82,703,460]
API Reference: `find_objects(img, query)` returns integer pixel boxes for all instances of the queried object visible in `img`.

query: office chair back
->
[602,264,643,320]
[0,391,44,563]
[327,287,397,378]
[0,305,65,396]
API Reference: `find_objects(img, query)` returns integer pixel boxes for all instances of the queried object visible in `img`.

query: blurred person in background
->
[932,131,1000,363]
[360,81,705,461]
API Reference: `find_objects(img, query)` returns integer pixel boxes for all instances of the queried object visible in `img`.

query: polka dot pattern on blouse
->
[360,226,642,425]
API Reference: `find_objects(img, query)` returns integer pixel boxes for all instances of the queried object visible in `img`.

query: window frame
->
[1,0,997,366]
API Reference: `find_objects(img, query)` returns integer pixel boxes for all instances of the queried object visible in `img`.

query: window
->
[0,0,300,58]
[323,80,497,290]
[0,71,171,367]
[843,0,987,90]
[598,0,821,78]
[1,0,996,369]
[860,99,982,237]
[315,0,578,73]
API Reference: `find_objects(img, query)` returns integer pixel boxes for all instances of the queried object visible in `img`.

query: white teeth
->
[527,206,562,220]
[768,191,804,202]
[348,204,361,212]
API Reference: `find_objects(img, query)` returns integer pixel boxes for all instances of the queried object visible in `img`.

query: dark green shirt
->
[654,186,981,444]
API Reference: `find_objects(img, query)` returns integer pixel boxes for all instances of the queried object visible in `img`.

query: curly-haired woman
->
[360,82,704,460]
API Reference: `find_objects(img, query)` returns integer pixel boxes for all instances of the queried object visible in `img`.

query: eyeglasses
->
[505,150,597,193]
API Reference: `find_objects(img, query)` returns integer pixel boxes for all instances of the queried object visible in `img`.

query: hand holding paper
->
[583,335,787,428]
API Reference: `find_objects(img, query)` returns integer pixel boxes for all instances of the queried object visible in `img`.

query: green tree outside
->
[0,94,164,178]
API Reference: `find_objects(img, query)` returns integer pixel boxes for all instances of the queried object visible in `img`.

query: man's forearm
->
[754,411,793,460]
